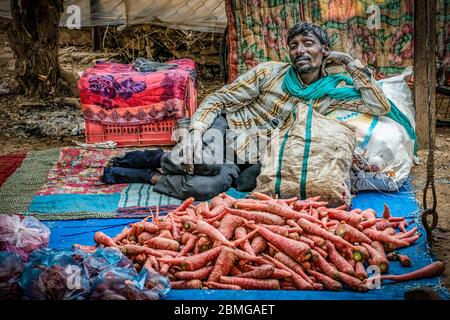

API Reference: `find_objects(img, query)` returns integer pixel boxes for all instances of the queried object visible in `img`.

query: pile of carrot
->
[75,193,445,292]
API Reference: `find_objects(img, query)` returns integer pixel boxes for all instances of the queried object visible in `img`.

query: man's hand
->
[326,51,355,66]
[180,129,203,175]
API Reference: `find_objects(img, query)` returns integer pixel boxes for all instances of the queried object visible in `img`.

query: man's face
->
[288,32,329,74]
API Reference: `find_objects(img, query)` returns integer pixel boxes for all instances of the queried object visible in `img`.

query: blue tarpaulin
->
[43,180,449,300]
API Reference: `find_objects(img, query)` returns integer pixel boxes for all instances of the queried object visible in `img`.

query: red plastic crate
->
[84,78,197,147]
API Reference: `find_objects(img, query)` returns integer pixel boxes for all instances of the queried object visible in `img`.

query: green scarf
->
[282,66,418,153]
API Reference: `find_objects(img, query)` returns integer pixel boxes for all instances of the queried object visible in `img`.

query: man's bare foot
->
[150,172,162,185]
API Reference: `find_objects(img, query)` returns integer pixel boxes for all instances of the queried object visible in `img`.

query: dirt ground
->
[0,25,449,295]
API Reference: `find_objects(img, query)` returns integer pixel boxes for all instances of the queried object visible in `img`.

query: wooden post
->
[414,0,436,148]
[90,0,99,51]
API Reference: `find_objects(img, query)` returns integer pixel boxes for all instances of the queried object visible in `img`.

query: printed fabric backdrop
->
[226,0,450,85]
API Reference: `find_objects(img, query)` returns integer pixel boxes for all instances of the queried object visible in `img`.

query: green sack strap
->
[274,100,313,199]
[299,100,314,200]
[275,106,297,196]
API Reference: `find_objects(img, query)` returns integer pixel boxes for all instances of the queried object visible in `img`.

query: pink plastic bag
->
[0,215,50,261]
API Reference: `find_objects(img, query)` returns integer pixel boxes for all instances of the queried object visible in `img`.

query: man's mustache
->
[295,56,311,62]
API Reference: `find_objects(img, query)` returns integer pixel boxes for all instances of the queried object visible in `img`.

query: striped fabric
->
[0,148,60,214]
[119,183,182,208]
[190,60,390,161]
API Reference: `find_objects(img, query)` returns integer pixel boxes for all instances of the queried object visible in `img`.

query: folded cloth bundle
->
[133,58,178,73]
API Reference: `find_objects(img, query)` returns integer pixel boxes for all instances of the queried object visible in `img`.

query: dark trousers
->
[153,115,261,200]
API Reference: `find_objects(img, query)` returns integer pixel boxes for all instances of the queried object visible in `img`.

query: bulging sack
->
[326,67,415,192]
[255,103,356,207]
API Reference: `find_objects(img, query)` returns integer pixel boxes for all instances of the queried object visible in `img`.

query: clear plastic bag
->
[18,247,170,300]
[0,215,50,261]
[0,252,24,300]
[18,248,91,300]
[90,267,171,300]
[80,247,133,281]
[326,68,415,192]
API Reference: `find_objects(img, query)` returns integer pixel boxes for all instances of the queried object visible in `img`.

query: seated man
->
[103,22,391,200]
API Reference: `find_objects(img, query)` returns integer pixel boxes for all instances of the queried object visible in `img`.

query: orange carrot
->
[217,214,243,240]
[143,257,157,273]
[293,200,328,211]
[252,191,273,200]
[120,244,162,257]
[181,246,223,271]
[352,245,370,262]
[370,241,386,256]
[297,218,355,251]
[171,279,202,289]
[139,221,159,234]
[313,245,328,259]
[269,203,325,226]
[235,227,255,256]
[255,224,290,237]
[236,264,274,279]
[359,220,377,230]
[233,248,267,265]
[159,263,170,275]
[219,276,280,290]
[178,234,198,256]
[362,243,389,273]
[363,228,410,247]
[226,207,285,225]
[373,261,445,283]
[385,234,420,252]
[255,225,312,262]
[306,269,342,291]
[175,266,214,280]
[158,230,174,240]
[94,231,118,247]
[251,236,267,255]
[196,236,211,252]
[273,252,313,285]
[398,254,411,267]
[288,232,300,241]
[230,266,242,276]
[187,220,238,247]
[272,268,293,279]
[153,249,179,258]
[112,227,130,243]
[312,250,339,280]
[204,210,228,226]
[355,262,368,281]
[156,220,173,231]
[335,223,372,244]
[326,241,354,275]
[169,215,180,241]
[208,247,238,282]
[303,234,326,247]
[382,203,391,220]
[172,197,195,214]
[210,196,225,209]
[262,254,313,290]
[384,227,397,236]
[137,231,154,244]
[395,227,418,239]
[204,281,242,290]
[146,237,180,251]
[375,220,399,231]
[195,202,210,216]
[337,272,368,292]
[327,209,362,227]
[299,236,315,248]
